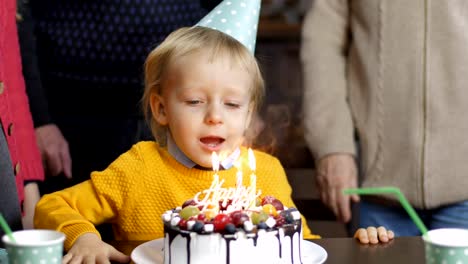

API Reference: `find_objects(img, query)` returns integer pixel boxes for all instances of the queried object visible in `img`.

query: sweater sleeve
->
[300,0,356,161]
[7,2,44,183]
[34,144,144,251]
[34,181,115,251]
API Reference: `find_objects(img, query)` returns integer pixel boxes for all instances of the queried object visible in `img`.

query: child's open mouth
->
[200,136,225,150]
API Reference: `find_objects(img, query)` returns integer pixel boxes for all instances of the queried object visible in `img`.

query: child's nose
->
[205,104,223,125]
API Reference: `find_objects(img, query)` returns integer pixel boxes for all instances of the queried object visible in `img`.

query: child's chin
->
[192,158,211,169]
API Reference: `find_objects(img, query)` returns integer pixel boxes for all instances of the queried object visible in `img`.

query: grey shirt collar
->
[167,133,240,170]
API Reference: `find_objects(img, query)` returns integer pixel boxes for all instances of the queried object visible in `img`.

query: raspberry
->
[178,219,188,230]
[197,213,206,222]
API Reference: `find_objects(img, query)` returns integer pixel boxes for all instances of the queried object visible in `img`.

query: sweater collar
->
[167,132,240,170]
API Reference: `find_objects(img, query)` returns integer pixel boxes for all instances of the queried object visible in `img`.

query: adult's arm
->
[300,0,359,223]
[301,0,355,158]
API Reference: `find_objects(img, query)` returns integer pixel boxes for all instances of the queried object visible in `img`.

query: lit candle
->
[212,152,220,184]
[248,148,256,207]
[235,160,243,188]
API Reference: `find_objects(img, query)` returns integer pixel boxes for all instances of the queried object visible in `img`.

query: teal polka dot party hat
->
[196,0,261,54]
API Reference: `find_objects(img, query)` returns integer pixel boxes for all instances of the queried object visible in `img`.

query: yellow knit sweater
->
[34,141,319,250]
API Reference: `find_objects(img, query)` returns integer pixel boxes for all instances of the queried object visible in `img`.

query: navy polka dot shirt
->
[31,1,218,115]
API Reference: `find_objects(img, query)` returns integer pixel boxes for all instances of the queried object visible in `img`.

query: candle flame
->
[234,158,243,188]
[192,150,261,213]
[212,152,220,172]
[248,148,256,171]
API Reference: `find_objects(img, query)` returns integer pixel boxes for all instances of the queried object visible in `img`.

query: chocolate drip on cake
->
[186,235,191,264]
[162,197,304,264]
[275,229,282,258]
[298,223,303,264]
[225,236,236,264]
[164,218,303,263]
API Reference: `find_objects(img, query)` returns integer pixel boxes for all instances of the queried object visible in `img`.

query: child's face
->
[151,51,254,168]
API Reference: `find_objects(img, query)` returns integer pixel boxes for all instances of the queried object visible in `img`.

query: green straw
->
[0,213,16,243]
[343,187,428,236]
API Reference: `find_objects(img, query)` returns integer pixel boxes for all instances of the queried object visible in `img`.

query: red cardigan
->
[0,0,44,205]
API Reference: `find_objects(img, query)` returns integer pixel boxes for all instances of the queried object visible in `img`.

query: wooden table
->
[112,236,426,264]
[313,237,425,264]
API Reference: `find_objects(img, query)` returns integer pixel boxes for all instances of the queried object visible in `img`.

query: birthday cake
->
[162,178,304,264]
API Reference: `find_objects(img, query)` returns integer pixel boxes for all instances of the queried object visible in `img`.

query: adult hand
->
[35,124,72,178]
[315,153,359,223]
[62,233,130,264]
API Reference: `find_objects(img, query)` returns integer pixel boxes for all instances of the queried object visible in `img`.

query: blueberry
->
[257,222,268,230]
[281,209,296,224]
[192,221,204,233]
[225,223,237,234]
[285,213,294,224]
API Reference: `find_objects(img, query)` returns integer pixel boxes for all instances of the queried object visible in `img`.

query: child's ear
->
[150,93,168,125]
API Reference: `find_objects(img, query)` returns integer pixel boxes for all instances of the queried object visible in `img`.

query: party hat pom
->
[196,0,261,54]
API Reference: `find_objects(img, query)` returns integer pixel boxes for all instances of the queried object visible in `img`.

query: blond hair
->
[142,26,265,143]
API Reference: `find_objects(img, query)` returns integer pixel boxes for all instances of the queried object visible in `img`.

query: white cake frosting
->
[161,161,304,264]
[162,208,304,264]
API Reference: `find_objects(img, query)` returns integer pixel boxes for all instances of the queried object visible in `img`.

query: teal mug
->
[2,230,65,264]
[423,228,468,264]
[0,248,8,264]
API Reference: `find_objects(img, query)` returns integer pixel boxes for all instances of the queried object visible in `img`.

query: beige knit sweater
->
[301,0,468,209]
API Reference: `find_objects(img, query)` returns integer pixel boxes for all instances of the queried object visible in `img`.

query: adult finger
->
[316,176,332,213]
[350,193,360,203]
[336,191,352,223]
[60,144,72,178]
[327,187,339,218]
[46,148,63,176]
[349,179,360,203]
[316,172,329,203]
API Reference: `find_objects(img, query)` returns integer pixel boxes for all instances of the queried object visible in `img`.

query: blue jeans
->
[358,200,468,236]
